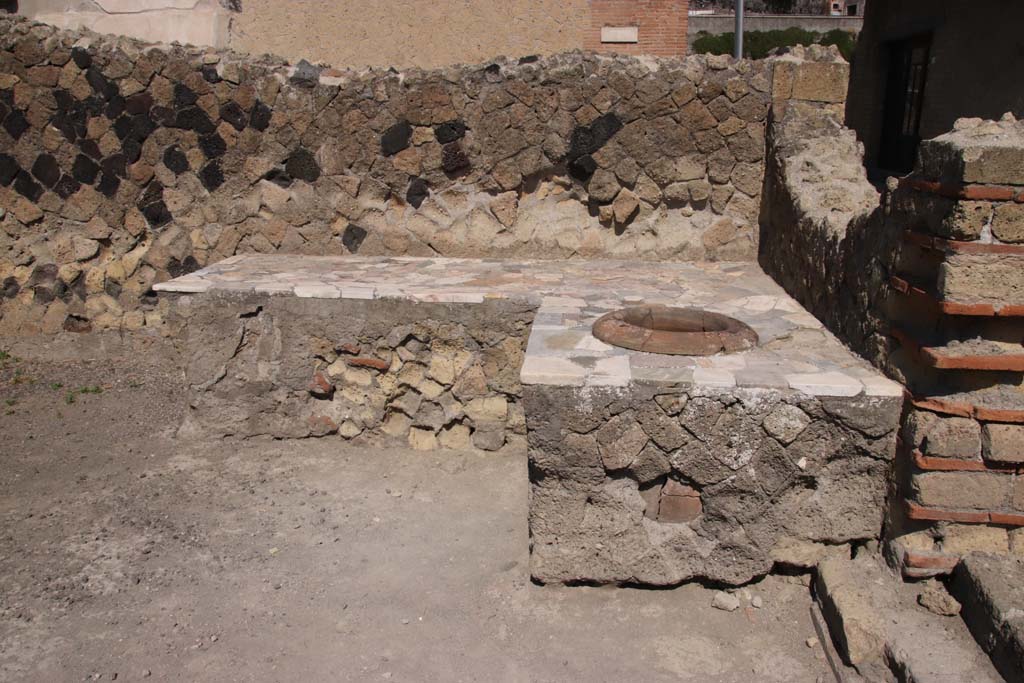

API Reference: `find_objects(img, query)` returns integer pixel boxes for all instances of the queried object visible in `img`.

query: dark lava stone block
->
[199,133,227,159]
[129,113,157,141]
[125,92,154,115]
[201,66,221,84]
[162,145,190,175]
[63,315,93,333]
[590,112,623,148]
[441,142,470,174]
[518,55,539,64]
[0,153,19,186]
[406,177,429,208]
[140,180,164,206]
[71,47,92,69]
[198,161,224,192]
[342,223,368,253]
[14,171,43,202]
[2,276,20,299]
[568,112,623,162]
[78,138,102,160]
[83,96,105,117]
[173,84,197,109]
[249,101,272,131]
[568,154,597,181]
[104,279,122,299]
[219,101,247,131]
[263,167,292,188]
[173,107,216,135]
[434,120,466,144]
[53,89,74,111]
[97,173,120,198]
[285,147,320,182]
[101,153,126,178]
[152,106,176,127]
[53,174,81,199]
[31,154,61,188]
[105,94,125,119]
[289,59,321,88]
[122,137,143,164]
[141,200,172,228]
[3,109,29,139]
[54,117,78,143]
[381,120,412,156]
[167,255,200,278]
[0,100,10,123]
[113,114,134,140]
[86,68,117,100]
[72,154,100,184]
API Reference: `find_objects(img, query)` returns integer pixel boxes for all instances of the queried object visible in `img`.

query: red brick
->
[989,511,1024,526]
[308,371,334,398]
[347,356,390,371]
[905,501,989,524]
[903,549,959,572]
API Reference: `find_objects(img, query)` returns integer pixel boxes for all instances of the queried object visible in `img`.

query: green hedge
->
[692,27,857,61]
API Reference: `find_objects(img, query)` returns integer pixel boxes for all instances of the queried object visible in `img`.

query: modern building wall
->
[17,0,230,48]
[14,1,692,69]
[846,0,1024,172]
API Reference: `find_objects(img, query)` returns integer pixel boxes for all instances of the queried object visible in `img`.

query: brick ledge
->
[890,327,1024,371]
[891,275,1024,317]
[906,501,1024,527]
[903,230,1024,256]
[901,177,1024,202]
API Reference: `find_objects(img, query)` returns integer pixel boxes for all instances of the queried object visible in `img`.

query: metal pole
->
[734,0,744,59]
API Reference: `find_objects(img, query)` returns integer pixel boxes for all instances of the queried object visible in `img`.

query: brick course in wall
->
[583,0,690,58]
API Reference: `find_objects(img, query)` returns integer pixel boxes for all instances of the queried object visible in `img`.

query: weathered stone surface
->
[818,554,1001,682]
[526,383,899,586]
[0,15,781,332]
[983,423,1024,464]
[912,471,1010,510]
[902,410,982,460]
[952,554,1024,682]
[173,291,532,449]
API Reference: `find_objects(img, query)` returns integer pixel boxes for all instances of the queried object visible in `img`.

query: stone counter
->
[157,254,903,585]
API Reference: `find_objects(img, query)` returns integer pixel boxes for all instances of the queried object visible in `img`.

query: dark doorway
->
[878,33,931,173]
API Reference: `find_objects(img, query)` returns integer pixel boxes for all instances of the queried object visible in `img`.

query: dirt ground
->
[0,334,835,682]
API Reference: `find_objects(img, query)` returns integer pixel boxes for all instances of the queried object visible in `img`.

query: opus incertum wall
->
[0,15,782,335]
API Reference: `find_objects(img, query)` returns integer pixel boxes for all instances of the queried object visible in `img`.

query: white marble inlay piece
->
[692,368,737,388]
[786,371,864,397]
[294,284,341,298]
[859,375,905,397]
[521,356,588,387]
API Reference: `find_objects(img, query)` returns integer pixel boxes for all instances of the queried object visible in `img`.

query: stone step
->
[815,554,1004,682]
[951,554,1024,682]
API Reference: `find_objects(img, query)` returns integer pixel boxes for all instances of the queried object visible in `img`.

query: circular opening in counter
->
[592,305,758,355]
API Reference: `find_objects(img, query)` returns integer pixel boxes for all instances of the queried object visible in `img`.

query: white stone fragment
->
[520,357,587,386]
[692,368,736,388]
[786,371,863,397]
